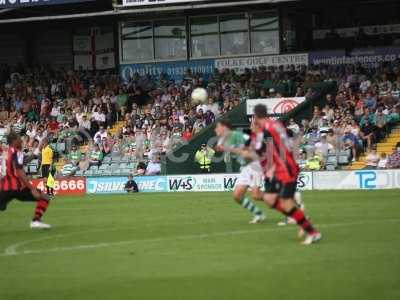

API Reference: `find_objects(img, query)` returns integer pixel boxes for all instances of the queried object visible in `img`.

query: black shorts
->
[264,177,280,194]
[42,164,51,178]
[264,178,297,199]
[0,189,37,211]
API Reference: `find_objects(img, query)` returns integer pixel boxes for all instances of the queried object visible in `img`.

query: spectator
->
[195,143,215,173]
[137,162,146,175]
[364,148,379,169]
[387,143,400,169]
[79,114,91,132]
[88,144,103,166]
[60,159,78,177]
[377,153,388,169]
[374,108,387,140]
[182,126,193,142]
[360,119,375,151]
[94,126,108,144]
[314,133,334,163]
[69,144,82,166]
[342,129,358,162]
[145,155,161,175]
[287,118,300,135]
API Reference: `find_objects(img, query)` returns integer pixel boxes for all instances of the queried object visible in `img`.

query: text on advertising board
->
[31,177,86,196]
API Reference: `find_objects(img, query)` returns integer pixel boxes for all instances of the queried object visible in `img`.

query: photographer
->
[125,174,139,193]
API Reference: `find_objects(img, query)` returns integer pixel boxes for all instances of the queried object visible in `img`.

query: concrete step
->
[377,142,397,147]
[385,137,400,143]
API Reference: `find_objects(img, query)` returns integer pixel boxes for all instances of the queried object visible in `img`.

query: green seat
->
[120,156,129,163]
[85,169,94,176]
[103,170,112,176]
[99,164,109,170]
[112,169,121,175]
[119,162,128,169]
[121,169,131,176]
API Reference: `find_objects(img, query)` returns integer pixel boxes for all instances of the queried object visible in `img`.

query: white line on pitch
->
[1,219,399,257]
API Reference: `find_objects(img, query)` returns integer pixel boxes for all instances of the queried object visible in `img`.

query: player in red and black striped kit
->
[253,104,321,245]
[0,131,52,229]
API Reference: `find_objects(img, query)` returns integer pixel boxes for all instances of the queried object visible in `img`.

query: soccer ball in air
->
[191,88,208,105]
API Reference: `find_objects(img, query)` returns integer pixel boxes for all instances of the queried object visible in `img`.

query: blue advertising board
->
[120,59,215,82]
[309,46,400,67]
[86,176,168,194]
[0,0,93,8]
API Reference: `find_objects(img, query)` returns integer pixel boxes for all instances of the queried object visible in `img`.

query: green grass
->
[0,190,399,300]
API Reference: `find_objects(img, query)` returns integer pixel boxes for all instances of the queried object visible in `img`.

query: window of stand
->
[190,16,219,58]
[120,11,279,63]
[250,12,280,54]
[219,14,250,56]
[154,19,187,60]
[121,21,154,62]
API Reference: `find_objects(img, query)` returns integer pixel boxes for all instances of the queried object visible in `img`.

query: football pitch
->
[0,190,399,300]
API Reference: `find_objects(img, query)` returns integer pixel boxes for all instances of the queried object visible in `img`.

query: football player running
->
[215,119,266,224]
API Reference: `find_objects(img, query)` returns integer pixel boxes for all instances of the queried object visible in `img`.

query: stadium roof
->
[0,0,299,23]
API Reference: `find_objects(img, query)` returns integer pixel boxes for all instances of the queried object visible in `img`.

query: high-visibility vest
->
[195,150,213,170]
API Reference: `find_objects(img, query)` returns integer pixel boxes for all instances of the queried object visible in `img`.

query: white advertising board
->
[215,53,308,74]
[313,169,400,190]
[167,172,313,192]
[246,97,306,115]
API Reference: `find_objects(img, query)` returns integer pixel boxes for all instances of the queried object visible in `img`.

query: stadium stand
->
[0,61,399,177]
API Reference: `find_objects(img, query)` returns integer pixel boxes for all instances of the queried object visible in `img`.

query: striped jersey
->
[0,147,24,191]
[260,119,299,183]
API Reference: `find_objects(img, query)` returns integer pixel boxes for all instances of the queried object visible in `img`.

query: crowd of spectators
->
[0,61,399,176]
[0,63,324,175]
[291,63,400,170]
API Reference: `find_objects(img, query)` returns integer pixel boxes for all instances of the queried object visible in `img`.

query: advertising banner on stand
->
[246,97,306,116]
[309,47,400,68]
[120,59,215,82]
[167,172,313,192]
[31,177,86,196]
[86,176,168,194]
[215,53,308,74]
[313,169,400,190]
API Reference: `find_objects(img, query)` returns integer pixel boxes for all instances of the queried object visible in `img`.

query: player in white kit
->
[215,119,266,224]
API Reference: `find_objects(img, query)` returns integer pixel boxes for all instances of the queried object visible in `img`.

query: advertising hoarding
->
[246,97,306,116]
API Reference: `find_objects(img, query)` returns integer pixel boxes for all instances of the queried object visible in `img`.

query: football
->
[191,87,208,104]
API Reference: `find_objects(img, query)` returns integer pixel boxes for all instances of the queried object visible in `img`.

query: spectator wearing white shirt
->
[377,153,388,169]
[365,148,379,169]
[26,123,37,145]
[206,98,220,117]
[287,118,300,135]
[145,155,161,175]
[94,126,108,143]
[314,134,334,162]
[91,106,106,123]
[79,114,91,132]
[196,103,208,114]
[359,76,371,93]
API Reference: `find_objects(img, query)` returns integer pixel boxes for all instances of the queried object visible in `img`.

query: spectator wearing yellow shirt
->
[41,138,54,195]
